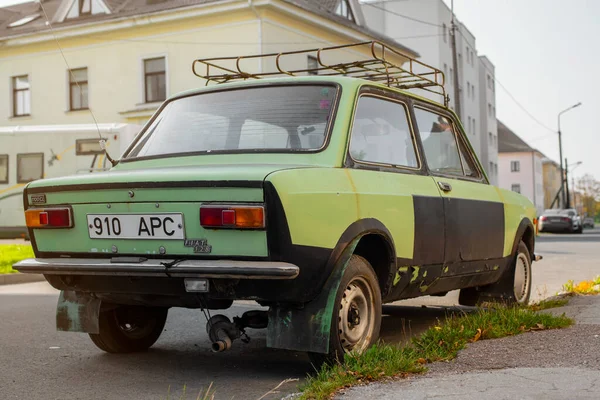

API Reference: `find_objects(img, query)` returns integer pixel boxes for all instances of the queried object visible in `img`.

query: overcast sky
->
[1,0,598,180]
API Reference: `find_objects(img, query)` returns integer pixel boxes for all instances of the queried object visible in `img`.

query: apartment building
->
[361,0,499,184]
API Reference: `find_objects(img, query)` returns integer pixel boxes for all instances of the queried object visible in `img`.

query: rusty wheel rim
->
[338,276,375,353]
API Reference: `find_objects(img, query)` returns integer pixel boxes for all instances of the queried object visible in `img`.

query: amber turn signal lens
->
[25,208,73,228]
[200,205,265,229]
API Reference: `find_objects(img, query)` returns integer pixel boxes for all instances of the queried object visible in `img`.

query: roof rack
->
[192,41,448,107]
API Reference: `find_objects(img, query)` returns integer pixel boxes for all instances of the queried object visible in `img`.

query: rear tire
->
[89,304,168,353]
[459,240,532,306]
[308,255,382,367]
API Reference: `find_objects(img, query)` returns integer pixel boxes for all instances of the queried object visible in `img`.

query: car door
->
[345,88,446,299]
[412,105,505,267]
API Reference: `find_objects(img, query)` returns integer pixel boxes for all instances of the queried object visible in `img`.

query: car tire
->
[459,240,532,306]
[308,255,382,367]
[576,226,583,234]
[89,304,168,353]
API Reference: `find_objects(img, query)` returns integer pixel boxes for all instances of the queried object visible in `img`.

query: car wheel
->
[459,240,531,306]
[308,255,382,367]
[576,226,583,234]
[89,304,168,353]
[511,241,532,305]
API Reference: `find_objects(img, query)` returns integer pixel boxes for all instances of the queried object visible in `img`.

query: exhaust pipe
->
[206,315,240,353]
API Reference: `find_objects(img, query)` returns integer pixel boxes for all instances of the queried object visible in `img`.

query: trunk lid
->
[26,164,303,258]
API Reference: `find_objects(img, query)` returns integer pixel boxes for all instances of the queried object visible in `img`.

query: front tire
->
[308,255,382,366]
[89,304,168,353]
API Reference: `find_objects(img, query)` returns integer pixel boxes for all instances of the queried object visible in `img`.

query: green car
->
[14,44,539,364]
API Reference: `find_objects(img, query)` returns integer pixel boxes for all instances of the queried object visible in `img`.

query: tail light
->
[562,217,571,222]
[200,204,265,229]
[539,216,546,221]
[25,208,73,228]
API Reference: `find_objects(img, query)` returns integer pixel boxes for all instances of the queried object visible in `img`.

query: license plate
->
[87,214,185,240]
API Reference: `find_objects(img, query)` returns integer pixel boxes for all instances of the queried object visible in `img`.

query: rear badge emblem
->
[31,194,46,205]
[184,239,212,254]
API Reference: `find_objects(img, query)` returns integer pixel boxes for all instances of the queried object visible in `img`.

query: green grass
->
[0,244,34,274]
[528,298,570,311]
[300,306,573,400]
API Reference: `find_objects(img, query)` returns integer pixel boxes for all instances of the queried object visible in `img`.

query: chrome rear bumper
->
[13,258,299,280]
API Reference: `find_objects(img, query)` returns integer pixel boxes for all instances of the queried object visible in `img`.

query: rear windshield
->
[125,85,338,159]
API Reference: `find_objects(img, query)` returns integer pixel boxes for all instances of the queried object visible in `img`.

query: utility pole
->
[557,102,582,208]
[565,158,571,209]
[450,0,462,119]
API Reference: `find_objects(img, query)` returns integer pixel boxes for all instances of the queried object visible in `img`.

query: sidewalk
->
[337,296,600,400]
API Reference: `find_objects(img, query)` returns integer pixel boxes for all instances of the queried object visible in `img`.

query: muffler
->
[206,315,241,352]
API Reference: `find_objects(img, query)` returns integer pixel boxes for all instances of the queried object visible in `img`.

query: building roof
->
[497,120,537,153]
[0,0,417,57]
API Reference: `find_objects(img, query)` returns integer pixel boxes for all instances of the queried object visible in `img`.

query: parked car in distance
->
[583,217,595,229]
[538,208,582,233]
[13,42,540,365]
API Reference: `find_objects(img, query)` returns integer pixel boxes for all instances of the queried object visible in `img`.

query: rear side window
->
[0,154,8,184]
[349,96,418,168]
[414,108,478,178]
[17,153,43,183]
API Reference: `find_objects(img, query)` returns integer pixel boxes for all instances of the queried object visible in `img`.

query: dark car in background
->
[538,209,582,234]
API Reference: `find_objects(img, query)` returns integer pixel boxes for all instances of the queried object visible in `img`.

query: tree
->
[576,174,600,217]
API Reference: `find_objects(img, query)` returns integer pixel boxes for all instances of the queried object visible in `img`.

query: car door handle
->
[438,181,452,192]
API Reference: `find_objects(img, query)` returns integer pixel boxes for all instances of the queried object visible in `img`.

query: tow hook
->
[206,310,268,352]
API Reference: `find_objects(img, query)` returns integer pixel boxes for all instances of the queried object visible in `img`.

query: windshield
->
[125,85,338,159]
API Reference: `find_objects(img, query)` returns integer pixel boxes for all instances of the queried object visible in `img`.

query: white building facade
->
[478,56,499,185]
[497,121,545,214]
[360,0,498,183]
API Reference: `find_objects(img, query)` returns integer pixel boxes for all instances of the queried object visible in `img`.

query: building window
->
[449,68,453,84]
[466,82,470,98]
[17,153,43,183]
[472,118,476,135]
[458,53,462,67]
[471,84,475,99]
[467,116,471,133]
[466,46,469,64]
[487,74,491,89]
[335,0,354,21]
[488,103,492,116]
[443,63,448,81]
[489,161,493,175]
[443,23,447,43]
[0,154,8,184]
[511,160,520,172]
[471,50,474,66]
[493,105,496,116]
[511,184,521,194]
[69,67,88,110]
[12,75,31,117]
[488,132,493,146]
[144,57,166,103]
[307,56,318,75]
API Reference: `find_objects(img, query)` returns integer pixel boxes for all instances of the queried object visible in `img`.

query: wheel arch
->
[511,217,535,258]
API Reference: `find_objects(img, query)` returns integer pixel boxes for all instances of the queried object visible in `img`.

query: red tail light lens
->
[25,208,73,228]
[200,205,265,229]
[539,216,546,221]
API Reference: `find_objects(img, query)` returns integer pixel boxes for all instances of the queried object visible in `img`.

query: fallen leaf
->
[417,358,427,364]
[472,328,482,342]
[459,325,464,333]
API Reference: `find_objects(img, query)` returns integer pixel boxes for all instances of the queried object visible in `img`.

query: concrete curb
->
[0,273,45,286]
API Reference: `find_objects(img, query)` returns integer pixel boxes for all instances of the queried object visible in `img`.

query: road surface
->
[0,227,598,399]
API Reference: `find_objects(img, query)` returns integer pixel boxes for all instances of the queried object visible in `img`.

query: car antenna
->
[37,1,118,167]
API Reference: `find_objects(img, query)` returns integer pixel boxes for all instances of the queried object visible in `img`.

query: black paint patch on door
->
[444,198,504,262]
[412,195,445,265]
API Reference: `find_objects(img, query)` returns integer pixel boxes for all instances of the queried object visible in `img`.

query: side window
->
[0,154,8,184]
[17,153,43,183]
[414,107,478,177]
[349,96,418,168]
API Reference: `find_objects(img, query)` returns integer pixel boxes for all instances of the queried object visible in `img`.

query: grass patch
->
[528,297,570,311]
[300,306,573,400]
[0,244,34,274]
[562,276,600,295]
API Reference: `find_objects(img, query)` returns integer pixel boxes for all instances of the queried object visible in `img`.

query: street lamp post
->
[565,160,583,209]
[558,102,582,208]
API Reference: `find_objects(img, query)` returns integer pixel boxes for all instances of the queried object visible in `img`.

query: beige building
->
[1,0,417,126]
[542,158,562,209]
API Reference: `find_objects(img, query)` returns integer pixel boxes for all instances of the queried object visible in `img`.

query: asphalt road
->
[1,227,598,399]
